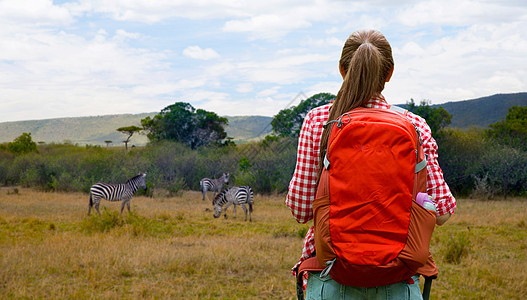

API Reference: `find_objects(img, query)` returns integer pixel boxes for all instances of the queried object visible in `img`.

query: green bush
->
[7,133,38,154]
[472,146,527,199]
[80,210,174,237]
[436,128,489,196]
[444,231,471,264]
[81,208,124,233]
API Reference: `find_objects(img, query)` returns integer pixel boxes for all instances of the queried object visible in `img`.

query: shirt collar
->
[364,93,390,108]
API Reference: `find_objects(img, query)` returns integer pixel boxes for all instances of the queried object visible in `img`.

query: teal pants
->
[306,272,422,300]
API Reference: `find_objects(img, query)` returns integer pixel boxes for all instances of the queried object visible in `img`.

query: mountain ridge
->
[433,92,527,128]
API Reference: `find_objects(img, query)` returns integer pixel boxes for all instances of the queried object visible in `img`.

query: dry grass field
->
[0,187,525,299]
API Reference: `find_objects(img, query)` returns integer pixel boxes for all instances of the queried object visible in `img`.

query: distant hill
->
[224,115,272,142]
[0,113,156,146]
[435,92,527,128]
[0,92,524,146]
[0,113,272,146]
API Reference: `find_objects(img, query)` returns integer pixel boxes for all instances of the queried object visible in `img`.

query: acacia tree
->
[117,126,142,150]
[141,102,229,149]
[272,93,335,137]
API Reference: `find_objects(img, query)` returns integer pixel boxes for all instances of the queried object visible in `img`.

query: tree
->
[104,140,112,147]
[117,126,142,150]
[272,93,335,137]
[8,132,38,154]
[141,102,229,149]
[405,99,452,136]
[436,128,488,196]
[486,106,527,151]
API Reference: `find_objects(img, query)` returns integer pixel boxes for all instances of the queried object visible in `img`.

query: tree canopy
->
[141,102,229,149]
[404,99,452,136]
[8,132,38,154]
[486,105,527,151]
[271,93,335,137]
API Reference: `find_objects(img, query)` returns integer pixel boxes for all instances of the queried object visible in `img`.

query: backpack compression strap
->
[295,257,324,300]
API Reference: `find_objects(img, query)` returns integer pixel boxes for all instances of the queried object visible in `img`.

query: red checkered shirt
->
[286,94,457,277]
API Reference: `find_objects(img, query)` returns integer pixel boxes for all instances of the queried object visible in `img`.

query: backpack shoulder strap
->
[389,105,408,116]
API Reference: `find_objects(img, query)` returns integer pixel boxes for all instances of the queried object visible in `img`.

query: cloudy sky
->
[1,0,526,122]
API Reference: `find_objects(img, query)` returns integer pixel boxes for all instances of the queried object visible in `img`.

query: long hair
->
[317,29,394,180]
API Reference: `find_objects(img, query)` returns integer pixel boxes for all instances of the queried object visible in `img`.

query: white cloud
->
[200,95,292,117]
[400,41,425,56]
[0,0,73,25]
[397,0,527,27]
[302,36,345,48]
[183,46,220,60]
[236,83,253,93]
[183,90,230,105]
[222,14,312,40]
[257,87,279,97]
[306,81,341,97]
[113,29,143,41]
[69,0,250,23]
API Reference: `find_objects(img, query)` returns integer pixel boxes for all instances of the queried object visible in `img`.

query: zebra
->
[213,186,254,221]
[88,173,147,216]
[199,173,229,201]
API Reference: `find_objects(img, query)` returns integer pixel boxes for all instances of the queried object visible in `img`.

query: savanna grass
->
[0,188,525,299]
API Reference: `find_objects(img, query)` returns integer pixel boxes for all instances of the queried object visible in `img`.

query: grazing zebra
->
[200,173,229,201]
[88,173,147,216]
[213,186,254,221]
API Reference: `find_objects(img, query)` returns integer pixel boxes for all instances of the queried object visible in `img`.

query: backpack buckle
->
[320,258,336,279]
[324,154,330,170]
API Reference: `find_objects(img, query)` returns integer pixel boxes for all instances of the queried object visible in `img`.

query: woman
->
[286,29,457,299]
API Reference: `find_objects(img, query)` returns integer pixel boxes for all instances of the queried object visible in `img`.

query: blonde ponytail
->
[317,30,394,180]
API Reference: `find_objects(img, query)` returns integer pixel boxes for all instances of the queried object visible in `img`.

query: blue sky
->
[1,0,526,122]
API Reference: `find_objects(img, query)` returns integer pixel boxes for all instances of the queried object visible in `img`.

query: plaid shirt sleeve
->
[286,105,328,279]
[286,105,329,224]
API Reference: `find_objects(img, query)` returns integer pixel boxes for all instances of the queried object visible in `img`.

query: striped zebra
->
[88,173,147,216]
[199,173,229,201]
[213,186,254,221]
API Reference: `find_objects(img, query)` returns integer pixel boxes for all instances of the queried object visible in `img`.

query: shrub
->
[444,231,471,264]
[7,133,38,155]
[472,146,527,199]
[81,208,124,233]
[470,174,496,200]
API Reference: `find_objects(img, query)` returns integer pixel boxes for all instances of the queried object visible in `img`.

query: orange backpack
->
[305,106,438,288]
